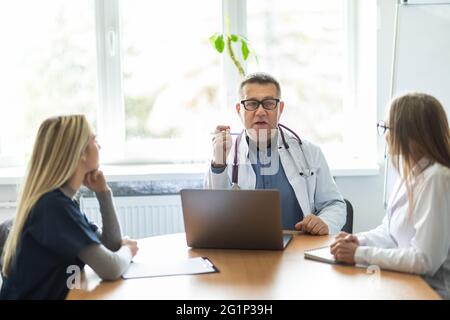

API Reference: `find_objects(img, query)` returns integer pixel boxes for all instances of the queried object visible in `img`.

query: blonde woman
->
[0,115,138,299]
[330,93,450,299]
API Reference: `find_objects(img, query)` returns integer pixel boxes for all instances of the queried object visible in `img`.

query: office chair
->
[341,199,353,234]
[0,218,13,269]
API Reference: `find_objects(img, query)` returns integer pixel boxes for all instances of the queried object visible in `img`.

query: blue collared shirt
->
[211,139,303,229]
[250,143,303,229]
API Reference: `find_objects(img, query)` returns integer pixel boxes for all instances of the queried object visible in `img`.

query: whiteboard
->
[385,1,450,206]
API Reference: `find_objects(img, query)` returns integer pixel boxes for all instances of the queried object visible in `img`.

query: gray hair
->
[238,72,281,99]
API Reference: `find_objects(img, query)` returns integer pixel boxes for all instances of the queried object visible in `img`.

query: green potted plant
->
[209,16,257,77]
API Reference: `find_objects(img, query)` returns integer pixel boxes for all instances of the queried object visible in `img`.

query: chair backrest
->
[0,218,13,269]
[341,199,353,233]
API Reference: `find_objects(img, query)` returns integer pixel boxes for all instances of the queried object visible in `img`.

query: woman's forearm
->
[78,244,132,281]
[95,190,122,251]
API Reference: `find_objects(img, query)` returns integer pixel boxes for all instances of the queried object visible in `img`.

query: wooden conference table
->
[67,232,440,300]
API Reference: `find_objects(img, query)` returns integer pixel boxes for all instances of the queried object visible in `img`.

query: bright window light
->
[120,0,222,163]
[0,0,98,166]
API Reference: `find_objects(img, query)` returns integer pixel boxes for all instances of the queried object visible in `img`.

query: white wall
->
[342,0,397,232]
[377,0,397,144]
[336,168,385,233]
[335,0,397,233]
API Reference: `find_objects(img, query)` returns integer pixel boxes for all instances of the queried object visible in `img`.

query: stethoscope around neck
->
[231,123,314,189]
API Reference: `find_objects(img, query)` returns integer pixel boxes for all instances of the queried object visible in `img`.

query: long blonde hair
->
[388,93,450,213]
[2,115,91,276]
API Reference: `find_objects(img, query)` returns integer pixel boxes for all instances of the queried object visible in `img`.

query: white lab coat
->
[204,130,346,234]
[355,159,450,299]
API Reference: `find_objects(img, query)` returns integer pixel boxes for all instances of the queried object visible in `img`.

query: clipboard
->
[122,257,219,279]
[304,246,338,264]
[304,246,368,268]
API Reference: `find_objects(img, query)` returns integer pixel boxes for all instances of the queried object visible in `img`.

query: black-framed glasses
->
[377,120,391,136]
[240,98,280,111]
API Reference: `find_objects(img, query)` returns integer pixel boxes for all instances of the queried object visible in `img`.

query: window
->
[120,0,221,163]
[0,0,98,166]
[0,0,376,169]
[247,0,345,147]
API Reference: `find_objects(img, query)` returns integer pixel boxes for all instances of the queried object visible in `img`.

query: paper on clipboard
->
[304,246,368,268]
[122,257,219,279]
[304,246,337,264]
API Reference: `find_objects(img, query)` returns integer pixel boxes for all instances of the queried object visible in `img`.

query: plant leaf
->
[209,32,220,47]
[215,35,225,53]
[241,39,250,60]
[239,36,259,64]
[230,34,238,42]
[210,32,225,53]
[212,34,225,53]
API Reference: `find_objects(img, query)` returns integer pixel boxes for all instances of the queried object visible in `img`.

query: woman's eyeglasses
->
[377,120,391,136]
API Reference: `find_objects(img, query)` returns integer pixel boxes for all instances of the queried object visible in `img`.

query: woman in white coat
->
[331,92,450,299]
[204,72,346,235]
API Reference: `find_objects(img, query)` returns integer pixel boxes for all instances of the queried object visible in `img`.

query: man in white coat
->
[204,72,346,235]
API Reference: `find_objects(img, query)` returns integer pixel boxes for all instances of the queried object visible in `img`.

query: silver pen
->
[210,132,241,135]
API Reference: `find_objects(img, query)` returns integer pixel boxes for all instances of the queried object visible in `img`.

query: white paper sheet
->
[122,257,218,279]
[304,246,337,264]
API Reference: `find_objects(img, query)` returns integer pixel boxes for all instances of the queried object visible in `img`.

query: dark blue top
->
[0,189,100,300]
[211,139,303,229]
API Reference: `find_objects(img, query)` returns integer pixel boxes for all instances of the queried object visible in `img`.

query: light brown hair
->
[388,92,450,213]
[2,115,91,276]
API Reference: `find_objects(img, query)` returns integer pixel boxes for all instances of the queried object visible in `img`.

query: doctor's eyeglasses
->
[377,120,391,136]
[241,98,280,111]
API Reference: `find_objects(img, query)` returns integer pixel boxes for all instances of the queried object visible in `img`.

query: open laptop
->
[180,189,292,250]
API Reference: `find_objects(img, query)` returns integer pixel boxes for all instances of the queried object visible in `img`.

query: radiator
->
[80,195,185,239]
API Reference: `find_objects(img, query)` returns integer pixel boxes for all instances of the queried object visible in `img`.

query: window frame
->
[0,0,377,169]
[95,0,125,163]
